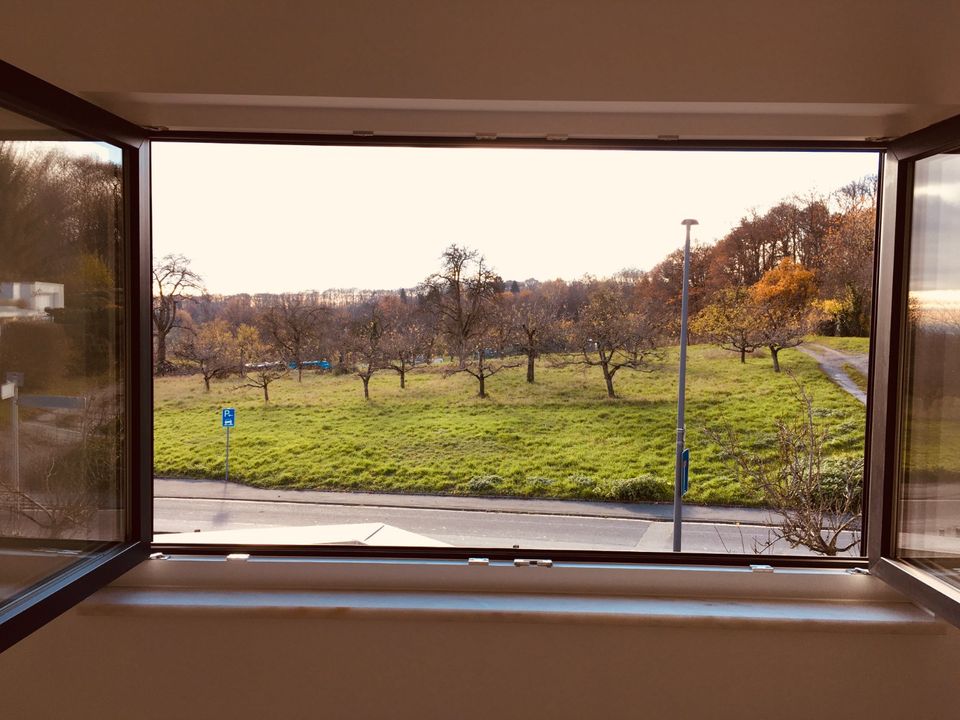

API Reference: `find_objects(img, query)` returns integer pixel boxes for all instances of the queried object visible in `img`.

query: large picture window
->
[150,142,880,558]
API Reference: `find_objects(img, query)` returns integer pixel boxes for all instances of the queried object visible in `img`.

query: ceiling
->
[3,0,959,140]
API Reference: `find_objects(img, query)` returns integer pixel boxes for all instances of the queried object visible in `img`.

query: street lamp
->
[673,218,698,551]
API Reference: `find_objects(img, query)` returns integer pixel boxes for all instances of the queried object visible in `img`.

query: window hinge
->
[514,558,553,567]
[149,552,168,560]
[749,564,775,573]
[468,557,490,566]
[846,567,870,575]
[226,553,251,562]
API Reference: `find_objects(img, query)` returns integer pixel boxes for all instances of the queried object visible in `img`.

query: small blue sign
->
[681,448,690,496]
[222,408,236,428]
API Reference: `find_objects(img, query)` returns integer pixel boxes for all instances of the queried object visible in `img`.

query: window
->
[4,56,960,652]
[0,61,149,652]
[868,118,960,628]
[150,142,879,560]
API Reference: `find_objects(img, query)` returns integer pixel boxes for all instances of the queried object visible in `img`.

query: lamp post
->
[673,219,698,551]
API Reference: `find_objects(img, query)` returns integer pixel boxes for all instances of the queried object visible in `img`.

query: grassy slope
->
[808,335,870,354]
[154,345,866,506]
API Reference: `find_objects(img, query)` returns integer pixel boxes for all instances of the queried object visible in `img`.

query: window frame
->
[147,130,884,570]
[0,60,152,653]
[866,112,960,628]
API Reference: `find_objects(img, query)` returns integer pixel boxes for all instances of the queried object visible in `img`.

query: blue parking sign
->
[222,408,236,428]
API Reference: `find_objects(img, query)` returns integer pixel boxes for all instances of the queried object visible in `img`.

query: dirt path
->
[796,343,867,405]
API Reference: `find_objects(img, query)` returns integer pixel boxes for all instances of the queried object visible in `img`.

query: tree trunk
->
[297,362,303,382]
[362,375,370,400]
[602,363,616,398]
[263,383,269,402]
[399,360,406,389]
[477,373,486,398]
[526,351,535,383]
[156,332,167,373]
[740,347,746,364]
[770,345,781,373]
[203,376,211,392]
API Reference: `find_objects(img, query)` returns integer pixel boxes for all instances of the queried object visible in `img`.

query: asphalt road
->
[154,484,851,555]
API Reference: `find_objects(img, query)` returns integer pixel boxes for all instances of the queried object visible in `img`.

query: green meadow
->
[153,344,867,507]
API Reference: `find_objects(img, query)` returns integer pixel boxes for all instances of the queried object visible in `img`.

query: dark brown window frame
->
[0,60,152,653]
[147,132,883,569]
[866,113,960,628]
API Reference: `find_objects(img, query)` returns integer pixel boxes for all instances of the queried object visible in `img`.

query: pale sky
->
[151,143,879,295]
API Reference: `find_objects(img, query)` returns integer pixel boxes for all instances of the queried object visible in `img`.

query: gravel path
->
[796,343,868,404]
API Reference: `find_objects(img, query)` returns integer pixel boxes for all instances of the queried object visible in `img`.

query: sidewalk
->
[155,477,782,527]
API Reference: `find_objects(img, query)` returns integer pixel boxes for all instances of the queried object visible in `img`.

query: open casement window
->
[868,113,960,628]
[0,61,151,652]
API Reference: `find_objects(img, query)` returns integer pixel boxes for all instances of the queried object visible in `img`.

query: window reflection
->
[0,107,126,606]
[899,151,960,583]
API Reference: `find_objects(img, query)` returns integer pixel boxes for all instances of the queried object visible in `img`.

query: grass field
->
[154,341,867,507]
[808,335,870,354]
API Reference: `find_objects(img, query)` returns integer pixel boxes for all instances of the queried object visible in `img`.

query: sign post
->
[221,408,235,483]
[674,219,698,552]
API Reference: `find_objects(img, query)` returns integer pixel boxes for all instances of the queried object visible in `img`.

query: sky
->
[151,143,880,296]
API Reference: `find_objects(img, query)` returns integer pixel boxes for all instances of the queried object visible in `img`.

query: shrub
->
[601,475,672,503]
[459,475,503,495]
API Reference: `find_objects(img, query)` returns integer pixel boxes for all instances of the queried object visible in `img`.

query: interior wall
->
[3,1,960,138]
[2,601,959,720]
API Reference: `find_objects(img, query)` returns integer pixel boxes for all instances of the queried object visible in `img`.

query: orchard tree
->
[563,281,663,398]
[420,245,501,365]
[750,258,818,372]
[380,295,434,389]
[174,320,237,391]
[152,254,204,374]
[239,337,288,403]
[691,286,760,363]
[452,323,522,399]
[346,302,389,400]
[502,285,561,383]
[233,323,261,378]
[258,294,323,382]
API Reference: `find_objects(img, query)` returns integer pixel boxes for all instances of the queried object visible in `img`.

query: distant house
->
[0,281,65,324]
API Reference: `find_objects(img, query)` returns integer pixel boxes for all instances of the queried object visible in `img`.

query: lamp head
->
[681,219,699,226]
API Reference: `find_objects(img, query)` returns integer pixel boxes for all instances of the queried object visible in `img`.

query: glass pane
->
[898,151,960,584]
[0,106,126,607]
[152,143,877,556]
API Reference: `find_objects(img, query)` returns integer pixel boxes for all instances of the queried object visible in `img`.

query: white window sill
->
[76,554,944,635]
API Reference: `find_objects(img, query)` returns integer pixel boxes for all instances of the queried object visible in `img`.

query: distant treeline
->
[153,176,879,400]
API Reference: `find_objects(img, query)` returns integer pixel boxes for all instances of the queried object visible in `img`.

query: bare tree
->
[420,245,518,397]
[561,281,663,398]
[258,294,322,382]
[238,337,288,402]
[419,245,502,365]
[173,319,237,391]
[233,323,260,378]
[345,302,389,400]
[706,380,862,555]
[380,295,434,389]
[502,285,561,383]
[152,253,204,374]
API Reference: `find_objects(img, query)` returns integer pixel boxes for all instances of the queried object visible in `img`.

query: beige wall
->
[2,599,959,719]
[3,1,960,138]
